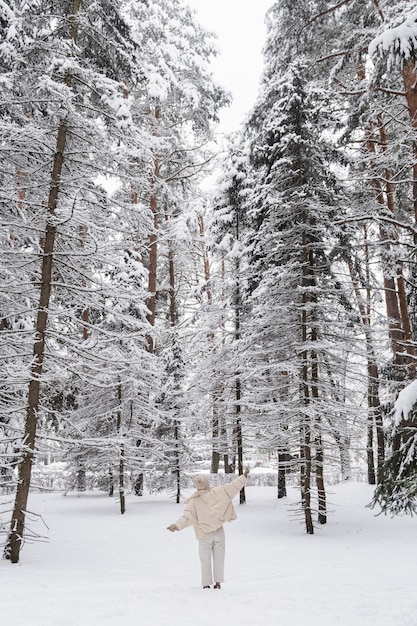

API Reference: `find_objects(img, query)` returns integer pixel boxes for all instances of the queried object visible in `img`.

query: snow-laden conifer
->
[1,0,157,561]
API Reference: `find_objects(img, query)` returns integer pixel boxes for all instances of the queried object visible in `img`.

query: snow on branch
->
[0,0,13,22]
[100,79,133,129]
[368,9,417,68]
[394,379,417,426]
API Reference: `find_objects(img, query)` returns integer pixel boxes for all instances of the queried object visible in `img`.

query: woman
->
[167,468,249,589]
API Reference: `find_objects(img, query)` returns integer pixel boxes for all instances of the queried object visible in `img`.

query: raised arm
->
[222,471,248,500]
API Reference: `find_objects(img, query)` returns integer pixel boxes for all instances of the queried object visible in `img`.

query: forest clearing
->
[1,480,416,626]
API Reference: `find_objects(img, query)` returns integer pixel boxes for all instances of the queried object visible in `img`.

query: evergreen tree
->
[119,0,229,494]
[371,380,417,515]
[242,56,357,531]
[125,0,228,352]
[0,0,155,562]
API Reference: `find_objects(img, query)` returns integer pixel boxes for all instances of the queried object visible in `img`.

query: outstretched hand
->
[244,466,250,478]
[167,524,178,532]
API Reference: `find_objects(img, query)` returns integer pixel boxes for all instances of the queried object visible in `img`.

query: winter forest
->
[2,0,417,573]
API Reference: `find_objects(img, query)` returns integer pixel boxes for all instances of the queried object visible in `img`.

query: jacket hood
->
[185,488,210,503]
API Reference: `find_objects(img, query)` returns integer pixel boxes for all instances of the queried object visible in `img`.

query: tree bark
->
[235,378,245,504]
[402,60,417,225]
[133,108,161,495]
[174,418,181,504]
[277,450,288,498]
[146,106,161,354]
[146,179,158,353]
[401,60,417,379]
[108,468,114,497]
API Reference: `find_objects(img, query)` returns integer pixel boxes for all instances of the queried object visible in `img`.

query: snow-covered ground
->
[1,481,416,626]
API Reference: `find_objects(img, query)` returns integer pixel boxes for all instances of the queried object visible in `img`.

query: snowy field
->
[1,481,416,626]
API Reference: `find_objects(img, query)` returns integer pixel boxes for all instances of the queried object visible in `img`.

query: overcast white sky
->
[186,0,274,133]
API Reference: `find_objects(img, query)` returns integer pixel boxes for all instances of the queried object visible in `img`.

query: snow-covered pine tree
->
[0,0,157,562]
[118,0,229,492]
[125,0,229,352]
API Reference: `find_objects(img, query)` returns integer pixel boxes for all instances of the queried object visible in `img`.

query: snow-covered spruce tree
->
[267,0,417,485]
[190,202,227,475]
[370,380,417,515]
[242,55,360,532]
[0,0,157,562]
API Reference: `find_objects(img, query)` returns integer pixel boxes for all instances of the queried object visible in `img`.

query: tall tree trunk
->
[210,413,220,474]
[366,124,408,374]
[234,258,246,504]
[118,445,126,514]
[166,215,182,504]
[133,109,161,496]
[366,417,376,485]
[378,117,415,374]
[277,449,288,498]
[300,228,314,534]
[336,435,353,481]
[116,383,125,515]
[300,403,313,533]
[403,60,417,225]
[273,371,290,498]
[235,378,245,504]
[315,429,326,525]
[146,172,159,353]
[173,418,181,504]
[78,225,90,341]
[108,468,114,497]
[4,114,69,565]
[400,60,417,379]
[146,106,161,354]
[311,330,326,525]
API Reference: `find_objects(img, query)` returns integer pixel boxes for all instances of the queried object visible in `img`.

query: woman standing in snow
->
[167,468,249,589]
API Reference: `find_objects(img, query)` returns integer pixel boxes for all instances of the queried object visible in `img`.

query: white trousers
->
[198,526,225,587]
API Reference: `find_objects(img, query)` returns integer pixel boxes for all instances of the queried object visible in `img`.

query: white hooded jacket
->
[174,474,247,540]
